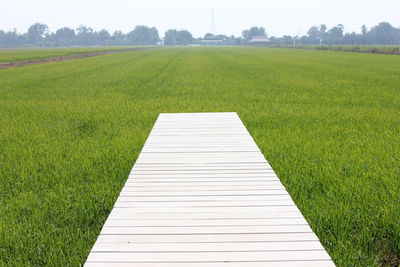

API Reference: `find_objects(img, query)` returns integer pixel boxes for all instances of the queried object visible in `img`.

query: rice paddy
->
[0,47,399,266]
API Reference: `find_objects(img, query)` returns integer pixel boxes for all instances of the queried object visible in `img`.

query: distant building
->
[249,36,271,45]
[201,37,225,46]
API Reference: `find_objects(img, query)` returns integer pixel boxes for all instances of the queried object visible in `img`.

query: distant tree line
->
[0,22,399,48]
[0,24,161,47]
[270,22,400,46]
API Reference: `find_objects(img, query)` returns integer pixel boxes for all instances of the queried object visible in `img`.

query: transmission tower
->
[210,9,216,35]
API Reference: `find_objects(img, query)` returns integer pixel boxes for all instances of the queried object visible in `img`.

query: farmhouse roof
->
[201,37,224,42]
[249,36,271,43]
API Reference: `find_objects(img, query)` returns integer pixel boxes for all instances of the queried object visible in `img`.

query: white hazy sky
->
[2,0,399,37]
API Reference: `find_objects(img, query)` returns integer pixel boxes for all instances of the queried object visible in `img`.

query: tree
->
[282,35,294,45]
[0,30,6,47]
[307,26,321,44]
[327,24,344,44]
[164,30,178,45]
[242,27,266,42]
[320,24,327,44]
[54,27,75,46]
[361,25,367,36]
[27,23,49,44]
[112,31,125,44]
[164,29,193,45]
[127,26,159,45]
[76,25,95,45]
[97,29,111,45]
[370,22,399,44]
[2,29,22,47]
[177,30,193,45]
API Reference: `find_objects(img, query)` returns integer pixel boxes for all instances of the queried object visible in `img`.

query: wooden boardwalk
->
[85,112,335,267]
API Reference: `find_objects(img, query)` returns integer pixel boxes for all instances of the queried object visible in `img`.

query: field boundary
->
[0,47,156,69]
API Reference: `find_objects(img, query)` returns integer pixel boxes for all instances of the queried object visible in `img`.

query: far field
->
[0,46,138,62]
[0,47,399,266]
[279,44,400,55]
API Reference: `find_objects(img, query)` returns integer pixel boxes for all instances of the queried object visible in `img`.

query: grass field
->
[0,46,137,62]
[0,47,399,266]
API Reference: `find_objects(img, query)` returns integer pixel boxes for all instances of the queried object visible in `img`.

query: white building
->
[249,36,271,45]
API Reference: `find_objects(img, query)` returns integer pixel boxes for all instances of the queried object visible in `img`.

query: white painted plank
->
[116,195,293,202]
[113,200,296,208]
[100,225,312,235]
[91,241,325,252]
[138,152,264,157]
[126,180,280,184]
[109,206,300,214]
[104,218,308,227]
[85,261,335,267]
[132,164,272,170]
[142,148,261,153]
[131,171,275,176]
[121,185,285,191]
[86,250,331,262]
[124,182,281,186]
[107,211,303,220]
[123,181,282,186]
[143,143,258,148]
[135,158,267,164]
[119,190,289,197]
[149,131,250,135]
[129,173,277,178]
[95,232,320,243]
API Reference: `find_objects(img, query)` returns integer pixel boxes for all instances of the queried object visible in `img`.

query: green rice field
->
[0,47,399,266]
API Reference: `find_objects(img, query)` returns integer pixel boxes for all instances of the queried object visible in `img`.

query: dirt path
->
[0,47,155,69]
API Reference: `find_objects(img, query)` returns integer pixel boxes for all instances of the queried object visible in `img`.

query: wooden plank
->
[113,202,296,208]
[91,241,325,252]
[126,179,280,184]
[103,218,309,227]
[84,113,334,266]
[132,164,272,170]
[85,261,335,267]
[129,172,277,177]
[95,233,320,243]
[108,211,303,220]
[109,206,301,214]
[86,251,331,262]
[119,190,289,196]
[127,180,279,183]
[141,148,261,152]
[135,159,268,164]
[121,185,285,191]
[116,195,293,202]
[129,172,275,176]
[124,181,282,186]
[100,225,312,235]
